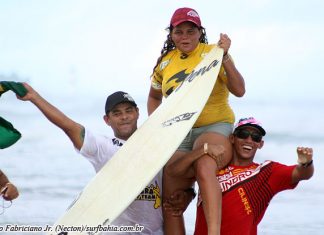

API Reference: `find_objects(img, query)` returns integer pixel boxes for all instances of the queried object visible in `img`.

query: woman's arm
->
[222,55,245,97]
[147,86,163,115]
[165,144,225,178]
[218,33,245,97]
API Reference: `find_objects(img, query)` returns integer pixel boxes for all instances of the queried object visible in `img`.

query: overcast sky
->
[1,0,323,104]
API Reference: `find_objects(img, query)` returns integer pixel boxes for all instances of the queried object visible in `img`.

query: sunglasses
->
[234,129,263,143]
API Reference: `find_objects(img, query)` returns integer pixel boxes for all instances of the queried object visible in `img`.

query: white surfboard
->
[48,46,224,235]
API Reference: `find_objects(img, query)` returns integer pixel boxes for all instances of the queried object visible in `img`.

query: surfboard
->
[48,46,224,235]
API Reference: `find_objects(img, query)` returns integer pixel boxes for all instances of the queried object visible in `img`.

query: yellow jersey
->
[151,43,235,127]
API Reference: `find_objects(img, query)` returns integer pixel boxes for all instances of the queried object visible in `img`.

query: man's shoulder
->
[260,160,292,168]
[84,129,123,145]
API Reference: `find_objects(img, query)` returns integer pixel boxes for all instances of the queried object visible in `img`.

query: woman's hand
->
[218,33,231,55]
[163,188,195,216]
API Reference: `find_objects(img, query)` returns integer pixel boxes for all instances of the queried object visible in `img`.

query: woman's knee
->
[194,132,233,169]
[194,156,217,181]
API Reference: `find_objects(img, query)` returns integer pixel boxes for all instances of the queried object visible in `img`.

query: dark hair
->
[150,25,208,78]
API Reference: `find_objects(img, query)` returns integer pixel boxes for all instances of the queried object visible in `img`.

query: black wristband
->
[185,188,197,199]
[301,159,313,168]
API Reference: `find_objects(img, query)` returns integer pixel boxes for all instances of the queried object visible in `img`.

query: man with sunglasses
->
[193,117,314,235]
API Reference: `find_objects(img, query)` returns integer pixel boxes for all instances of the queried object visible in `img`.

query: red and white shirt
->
[194,161,297,235]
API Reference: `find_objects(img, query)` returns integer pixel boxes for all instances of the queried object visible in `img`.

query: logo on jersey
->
[165,59,219,95]
[112,138,123,147]
[218,162,271,192]
[136,181,161,209]
[165,69,188,95]
[160,60,170,70]
[237,187,252,215]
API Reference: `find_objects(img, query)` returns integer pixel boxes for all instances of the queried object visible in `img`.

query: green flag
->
[0,81,27,97]
[0,81,26,148]
[0,116,21,149]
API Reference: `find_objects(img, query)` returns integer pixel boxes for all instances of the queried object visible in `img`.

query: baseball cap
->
[234,117,266,136]
[170,7,201,27]
[105,91,137,114]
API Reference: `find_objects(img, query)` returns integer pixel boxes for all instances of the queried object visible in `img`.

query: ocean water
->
[0,95,323,235]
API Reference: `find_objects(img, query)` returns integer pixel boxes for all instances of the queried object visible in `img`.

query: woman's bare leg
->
[163,151,195,235]
[193,132,232,235]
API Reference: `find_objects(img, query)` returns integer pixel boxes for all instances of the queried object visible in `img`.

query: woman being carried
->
[147,7,245,235]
